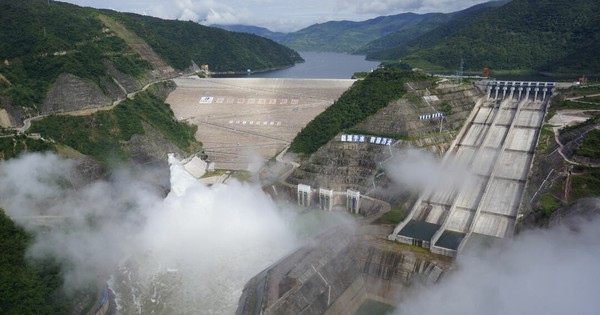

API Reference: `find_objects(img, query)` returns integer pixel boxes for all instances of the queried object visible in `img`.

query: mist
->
[395,214,600,315]
[384,148,475,194]
[0,153,317,314]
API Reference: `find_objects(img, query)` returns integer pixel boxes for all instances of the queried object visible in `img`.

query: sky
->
[60,0,489,32]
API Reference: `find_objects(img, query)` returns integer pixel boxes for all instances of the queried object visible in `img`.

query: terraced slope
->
[287,80,483,194]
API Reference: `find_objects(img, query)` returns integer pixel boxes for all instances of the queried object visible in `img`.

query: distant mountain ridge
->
[280,13,429,53]
[212,24,287,42]
[357,0,509,55]
[369,0,600,73]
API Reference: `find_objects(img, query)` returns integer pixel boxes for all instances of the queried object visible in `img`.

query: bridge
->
[390,81,554,256]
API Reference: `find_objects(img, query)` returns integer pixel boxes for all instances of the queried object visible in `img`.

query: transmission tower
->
[456,59,465,84]
[456,59,464,84]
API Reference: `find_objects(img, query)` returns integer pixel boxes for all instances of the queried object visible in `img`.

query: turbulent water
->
[108,155,348,314]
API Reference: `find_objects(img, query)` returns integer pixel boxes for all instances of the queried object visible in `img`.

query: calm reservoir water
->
[247,51,380,79]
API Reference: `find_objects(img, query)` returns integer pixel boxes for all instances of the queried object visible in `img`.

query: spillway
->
[391,81,554,256]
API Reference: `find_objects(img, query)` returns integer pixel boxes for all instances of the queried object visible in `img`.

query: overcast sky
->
[60,0,489,32]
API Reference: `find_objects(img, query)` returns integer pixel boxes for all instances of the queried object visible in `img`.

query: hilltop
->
[369,0,600,74]
[280,13,428,53]
[0,0,302,120]
[0,0,304,165]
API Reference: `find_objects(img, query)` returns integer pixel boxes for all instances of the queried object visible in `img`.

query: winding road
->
[14,77,176,134]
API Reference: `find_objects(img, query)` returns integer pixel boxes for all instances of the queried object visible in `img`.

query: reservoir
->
[247,51,381,79]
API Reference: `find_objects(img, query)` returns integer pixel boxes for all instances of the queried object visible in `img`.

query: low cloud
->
[61,0,491,32]
[0,153,322,313]
[395,212,600,314]
[384,148,475,195]
[338,0,488,15]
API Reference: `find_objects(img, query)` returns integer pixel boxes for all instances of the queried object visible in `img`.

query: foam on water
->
[110,155,301,314]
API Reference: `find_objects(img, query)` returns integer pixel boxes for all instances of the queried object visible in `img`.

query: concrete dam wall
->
[236,226,451,315]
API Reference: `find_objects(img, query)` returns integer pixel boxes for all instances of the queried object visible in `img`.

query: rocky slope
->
[287,81,483,196]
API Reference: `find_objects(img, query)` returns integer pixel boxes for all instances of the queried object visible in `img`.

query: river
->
[245,51,381,79]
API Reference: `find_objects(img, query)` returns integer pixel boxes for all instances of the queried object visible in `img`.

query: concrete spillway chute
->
[390,79,556,257]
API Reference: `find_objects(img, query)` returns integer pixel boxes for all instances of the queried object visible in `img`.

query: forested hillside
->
[0,209,70,314]
[212,24,288,42]
[369,0,600,73]
[0,0,302,113]
[280,13,428,53]
[107,13,303,71]
[357,0,507,55]
[29,82,200,163]
[290,68,429,155]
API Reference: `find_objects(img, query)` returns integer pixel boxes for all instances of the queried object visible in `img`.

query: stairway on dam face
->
[392,81,553,257]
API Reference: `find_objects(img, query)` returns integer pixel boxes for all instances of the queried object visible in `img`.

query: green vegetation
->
[536,125,555,153]
[538,193,559,219]
[574,129,600,159]
[0,209,68,314]
[106,12,302,72]
[281,13,427,53]
[368,0,600,74]
[373,207,405,225]
[352,72,369,79]
[0,0,302,111]
[354,299,395,315]
[0,135,55,160]
[0,1,152,109]
[578,95,600,103]
[547,98,600,119]
[563,85,600,98]
[30,83,199,162]
[571,167,600,200]
[357,1,507,56]
[290,69,428,155]
[440,102,453,116]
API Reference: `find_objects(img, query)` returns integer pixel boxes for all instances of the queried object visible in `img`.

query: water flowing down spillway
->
[0,153,349,314]
[109,155,350,314]
[109,155,298,314]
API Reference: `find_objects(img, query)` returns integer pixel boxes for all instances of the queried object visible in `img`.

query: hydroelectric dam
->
[166,77,355,170]
[390,81,555,256]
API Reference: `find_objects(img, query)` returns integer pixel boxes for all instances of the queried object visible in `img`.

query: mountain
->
[0,0,305,165]
[280,13,429,53]
[368,0,600,74]
[212,24,288,42]
[0,0,302,116]
[357,0,508,55]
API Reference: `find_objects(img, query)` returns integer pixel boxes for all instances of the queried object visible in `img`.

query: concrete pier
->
[346,190,361,214]
[298,184,312,207]
[319,188,334,211]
